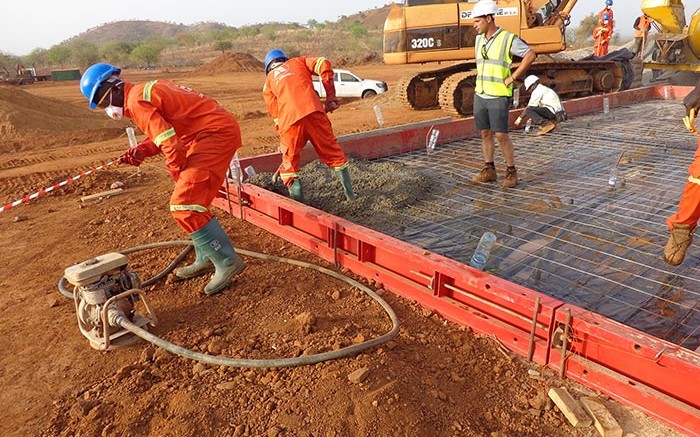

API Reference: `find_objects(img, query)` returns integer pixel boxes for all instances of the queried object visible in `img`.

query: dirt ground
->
[0,58,683,436]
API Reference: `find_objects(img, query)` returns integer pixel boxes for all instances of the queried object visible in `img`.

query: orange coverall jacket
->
[124,81,241,233]
[598,7,614,34]
[667,137,700,231]
[634,15,652,39]
[593,25,611,57]
[262,57,348,186]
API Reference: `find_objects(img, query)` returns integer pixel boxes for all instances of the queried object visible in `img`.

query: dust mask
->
[105,105,124,120]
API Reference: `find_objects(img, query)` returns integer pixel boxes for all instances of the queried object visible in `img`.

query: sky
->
[2,1,699,56]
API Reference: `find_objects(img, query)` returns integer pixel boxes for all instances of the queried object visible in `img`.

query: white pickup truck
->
[312,69,388,99]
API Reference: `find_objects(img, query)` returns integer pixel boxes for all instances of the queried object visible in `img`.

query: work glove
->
[683,82,700,134]
[117,138,161,166]
[168,166,181,182]
[322,79,340,113]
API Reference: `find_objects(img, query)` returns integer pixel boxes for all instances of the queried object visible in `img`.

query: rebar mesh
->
[372,100,700,351]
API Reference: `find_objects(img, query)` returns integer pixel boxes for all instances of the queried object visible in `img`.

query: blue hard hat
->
[605,0,612,5]
[80,63,121,109]
[603,13,610,21]
[264,49,288,74]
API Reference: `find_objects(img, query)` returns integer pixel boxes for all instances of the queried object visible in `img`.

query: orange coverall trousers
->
[278,111,348,187]
[667,138,700,231]
[170,128,240,233]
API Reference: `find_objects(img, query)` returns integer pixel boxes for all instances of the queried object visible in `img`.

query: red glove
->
[168,166,180,182]
[322,79,340,113]
[117,138,161,166]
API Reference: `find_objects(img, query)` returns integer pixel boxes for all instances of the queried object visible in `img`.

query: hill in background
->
[1,5,392,74]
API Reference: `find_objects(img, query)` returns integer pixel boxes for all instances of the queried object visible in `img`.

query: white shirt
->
[527,84,564,113]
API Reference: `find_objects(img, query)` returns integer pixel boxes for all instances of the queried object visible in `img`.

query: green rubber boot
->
[174,242,214,279]
[288,179,304,201]
[336,167,357,201]
[191,217,246,296]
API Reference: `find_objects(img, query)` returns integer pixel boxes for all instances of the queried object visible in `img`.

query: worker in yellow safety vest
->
[471,0,536,189]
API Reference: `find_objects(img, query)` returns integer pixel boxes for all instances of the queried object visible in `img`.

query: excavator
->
[383,0,700,117]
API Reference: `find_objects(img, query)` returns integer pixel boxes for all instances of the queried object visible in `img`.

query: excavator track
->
[403,59,631,118]
[398,63,477,110]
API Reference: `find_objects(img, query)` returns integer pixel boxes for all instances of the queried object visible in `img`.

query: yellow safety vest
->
[476,30,515,97]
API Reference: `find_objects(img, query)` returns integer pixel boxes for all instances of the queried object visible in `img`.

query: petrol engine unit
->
[64,252,154,350]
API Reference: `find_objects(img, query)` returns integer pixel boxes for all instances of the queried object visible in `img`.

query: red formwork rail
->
[213,86,700,435]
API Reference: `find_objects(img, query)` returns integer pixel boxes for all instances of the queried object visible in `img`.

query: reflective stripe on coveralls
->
[143,81,177,146]
[666,140,700,230]
[263,57,349,188]
[313,57,328,76]
[475,30,515,97]
[123,80,241,233]
[277,111,348,187]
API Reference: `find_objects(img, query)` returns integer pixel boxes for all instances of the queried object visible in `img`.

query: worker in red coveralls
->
[79,63,245,296]
[593,14,612,57]
[262,49,356,202]
[664,77,700,266]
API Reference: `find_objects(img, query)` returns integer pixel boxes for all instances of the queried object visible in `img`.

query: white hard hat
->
[524,75,539,91]
[472,0,499,18]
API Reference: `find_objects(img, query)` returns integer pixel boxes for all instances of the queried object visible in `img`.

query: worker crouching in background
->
[262,49,356,202]
[665,77,700,266]
[514,75,567,135]
[79,63,246,296]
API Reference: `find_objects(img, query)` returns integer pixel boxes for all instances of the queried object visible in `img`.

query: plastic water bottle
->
[373,104,385,127]
[608,167,625,189]
[603,97,610,114]
[470,232,497,270]
[229,152,243,183]
[426,128,440,155]
[244,165,256,179]
[512,87,520,108]
[126,127,138,148]
[524,118,533,133]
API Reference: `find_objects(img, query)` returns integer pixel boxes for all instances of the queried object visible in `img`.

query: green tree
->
[131,42,162,67]
[47,45,72,68]
[176,32,199,50]
[70,40,99,67]
[213,40,233,54]
[100,41,134,65]
[24,48,49,68]
[0,51,19,76]
[307,19,324,29]
[569,14,599,47]
[349,24,368,39]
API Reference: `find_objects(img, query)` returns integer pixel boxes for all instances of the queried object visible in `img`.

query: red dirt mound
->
[196,52,264,74]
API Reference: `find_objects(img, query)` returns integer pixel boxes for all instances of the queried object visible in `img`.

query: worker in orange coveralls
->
[593,14,612,57]
[664,77,700,266]
[262,49,356,202]
[598,0,614,34]
[79,63,245,296]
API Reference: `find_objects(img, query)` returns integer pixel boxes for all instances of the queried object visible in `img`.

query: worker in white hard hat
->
[471,0,536,189]
[514,75,567,135]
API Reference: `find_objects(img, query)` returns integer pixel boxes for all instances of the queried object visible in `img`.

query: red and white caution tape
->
[1,160,116,214]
